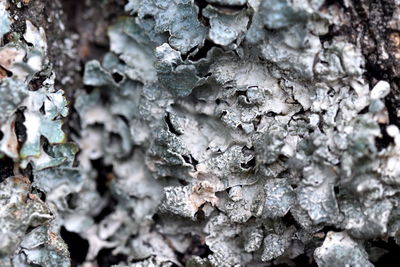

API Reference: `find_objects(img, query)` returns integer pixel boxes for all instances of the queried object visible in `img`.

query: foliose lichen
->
[1,0,400,266]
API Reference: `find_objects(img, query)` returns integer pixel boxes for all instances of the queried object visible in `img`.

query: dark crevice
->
[182,45,200,61]
[28,76,47,91]
[235,88,248,99]
[182,155,191,164]
[93,195,117,223]
[96,248,128,267]
[321,0,346,10]
[204,72,212,78]
[242,145,254,154]
[22,163,34,183]
[91,159,114,196]
[277,169,291,179]
[182,154,199,170]
[189,154,199,166]
[112,72,124,83]
[194,0,210,27]
[333,186,340,194]
[60,227,89,267]
[34,187,47,202]
[129,256,152,264]
[165,112,182,136]
[194,0,208,10]
[142,14,154,20]
[385,92,400,127]
[15,109,27,144]
[39,103,46,115]
[178,178,189,186]
[282,212,301,230]
[241,156,256,169]
[358,105,370,115]
[41,136,52,155]
[176,234,212,265]
[109,133,123,149]
[320,225,343,234]
[117,115,130,127]
[253,115,262,130]
[266,111,278,117]
[0,156,14,182]
[375,124,394,150]
[370,238,400,266]
[66,193,78,210]
[209,2,247,13]
[290,253,318,267]
[0,66,12,78]
[189,39,218,61]
[25,225,37,235]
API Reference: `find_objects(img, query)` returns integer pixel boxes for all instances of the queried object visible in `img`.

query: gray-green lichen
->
[0,1,73,266]
[1,0,400,266]
[0,0,10,37]
[70,0,399,265]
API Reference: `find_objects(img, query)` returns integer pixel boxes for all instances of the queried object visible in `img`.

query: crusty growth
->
[1,0,400,266]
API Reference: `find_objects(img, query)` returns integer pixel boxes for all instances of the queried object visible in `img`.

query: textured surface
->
[1,0,400,266]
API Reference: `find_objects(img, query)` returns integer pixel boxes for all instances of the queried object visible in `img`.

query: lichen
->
[1,0,400,266]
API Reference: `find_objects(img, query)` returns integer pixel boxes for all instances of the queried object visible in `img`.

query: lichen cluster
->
[0,0,73,266]
[1,0,400,266]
